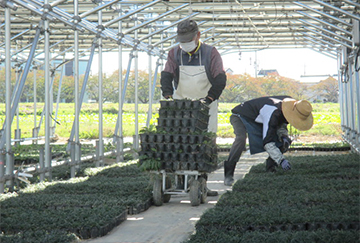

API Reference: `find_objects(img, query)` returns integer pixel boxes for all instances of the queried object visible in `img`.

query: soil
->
[291,134,343,144]
[51,135,344,145]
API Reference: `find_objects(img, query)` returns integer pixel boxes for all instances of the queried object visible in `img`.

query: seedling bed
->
[0,161,154,242]
[188,154,360,243]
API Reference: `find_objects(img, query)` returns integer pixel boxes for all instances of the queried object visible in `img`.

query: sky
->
[90,47,338,81]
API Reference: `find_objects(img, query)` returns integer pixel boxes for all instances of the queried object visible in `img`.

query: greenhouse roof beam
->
[80,0,121,19]
[293,1,352,27]
[296,10,352,37]
[123,3,190,35]
[311,0,360,21]
[298,19,352,44]
[139,12,200,42]
[103,0,163,28]
[302,26,353,49]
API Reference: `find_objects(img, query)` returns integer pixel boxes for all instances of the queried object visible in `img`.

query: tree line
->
[0,68,338,104]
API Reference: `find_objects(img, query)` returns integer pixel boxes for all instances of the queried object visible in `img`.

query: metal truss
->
[0,0,359,56]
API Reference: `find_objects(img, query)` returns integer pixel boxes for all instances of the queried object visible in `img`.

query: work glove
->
[199,97,212,105]
[281,136,292,153]
[280,159,291,171]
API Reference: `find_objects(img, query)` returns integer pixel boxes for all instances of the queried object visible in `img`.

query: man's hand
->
[164,95,173,99]
[281,136,292,153]
[199,96,213,105]
[280,159,291,171]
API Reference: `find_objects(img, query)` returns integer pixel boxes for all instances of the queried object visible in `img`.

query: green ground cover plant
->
[0,160,153,242]
[187,153,360,243]
[0,102,341,139]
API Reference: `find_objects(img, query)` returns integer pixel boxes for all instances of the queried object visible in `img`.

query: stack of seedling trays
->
[139,99,218,173]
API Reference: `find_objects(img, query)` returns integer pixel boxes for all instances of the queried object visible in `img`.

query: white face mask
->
[180,40,197,52]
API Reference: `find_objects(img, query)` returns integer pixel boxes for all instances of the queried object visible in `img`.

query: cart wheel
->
[198,177,207,204]
[153,178,163,206]
[163,177,172,203]
[189,180,201,206]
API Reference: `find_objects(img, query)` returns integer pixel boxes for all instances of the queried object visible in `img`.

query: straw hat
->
[282,98,313,131]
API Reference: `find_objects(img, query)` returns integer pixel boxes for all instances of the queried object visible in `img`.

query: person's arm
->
[160,71,174,98]
[276,123,289,140]
[264,142,284,165]
[207,48,226,100]
[262,108,285,164]
[277,123,292,152]
[207,73,226,100]
[160,49,177,98]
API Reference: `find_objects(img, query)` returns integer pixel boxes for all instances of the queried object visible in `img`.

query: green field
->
[0,102,341,139]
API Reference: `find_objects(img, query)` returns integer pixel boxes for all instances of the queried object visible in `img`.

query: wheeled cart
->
[139,100,218,206]
[151,169,207,207]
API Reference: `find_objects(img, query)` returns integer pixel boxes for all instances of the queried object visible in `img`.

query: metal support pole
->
[73,0,81,172]
[95,140,103,167]
[0,151,5,193]
[5,6,14,191]
[98,5,104,167]
[15,48,21,147]
[116,4,124,162]
[44,7,52,181]
[337,51,345,132]
[160,33,164,101]
[0,26,41,150]
[152,61,160,104]
[14,129,21,147]
[36,74,57,133]
[134,13,139,151]
[66,42,97,152]
[54,56,66,128]
[39,146,45,182]
[116,136,123,162]
[70,142,76,178]
[146,25,153,128]
[33,67,38,144]
[349,65,355,139]
[114,51,134,136]
[147,60,161,126]
[355,69,360,150]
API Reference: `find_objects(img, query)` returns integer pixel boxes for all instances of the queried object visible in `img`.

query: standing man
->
[160,19,227,196]
[224,96,313,186]
[160,19,226,133]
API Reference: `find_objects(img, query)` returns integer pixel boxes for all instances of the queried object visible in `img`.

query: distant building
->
[299,74,338,84]
[257,69,279,77]
[36,59,89,76]
[300,74,338,102]
[225,68,234,75]
[37,58,91,102]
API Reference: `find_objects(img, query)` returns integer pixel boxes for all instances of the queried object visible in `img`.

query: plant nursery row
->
[13,143,116,165]
[0,160,154,243]
[187,153,360,243]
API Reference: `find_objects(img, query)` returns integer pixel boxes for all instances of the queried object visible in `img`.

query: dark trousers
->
[224,115,247,178]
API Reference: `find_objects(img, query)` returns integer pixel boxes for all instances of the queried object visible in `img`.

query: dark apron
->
[239,115,282,155]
